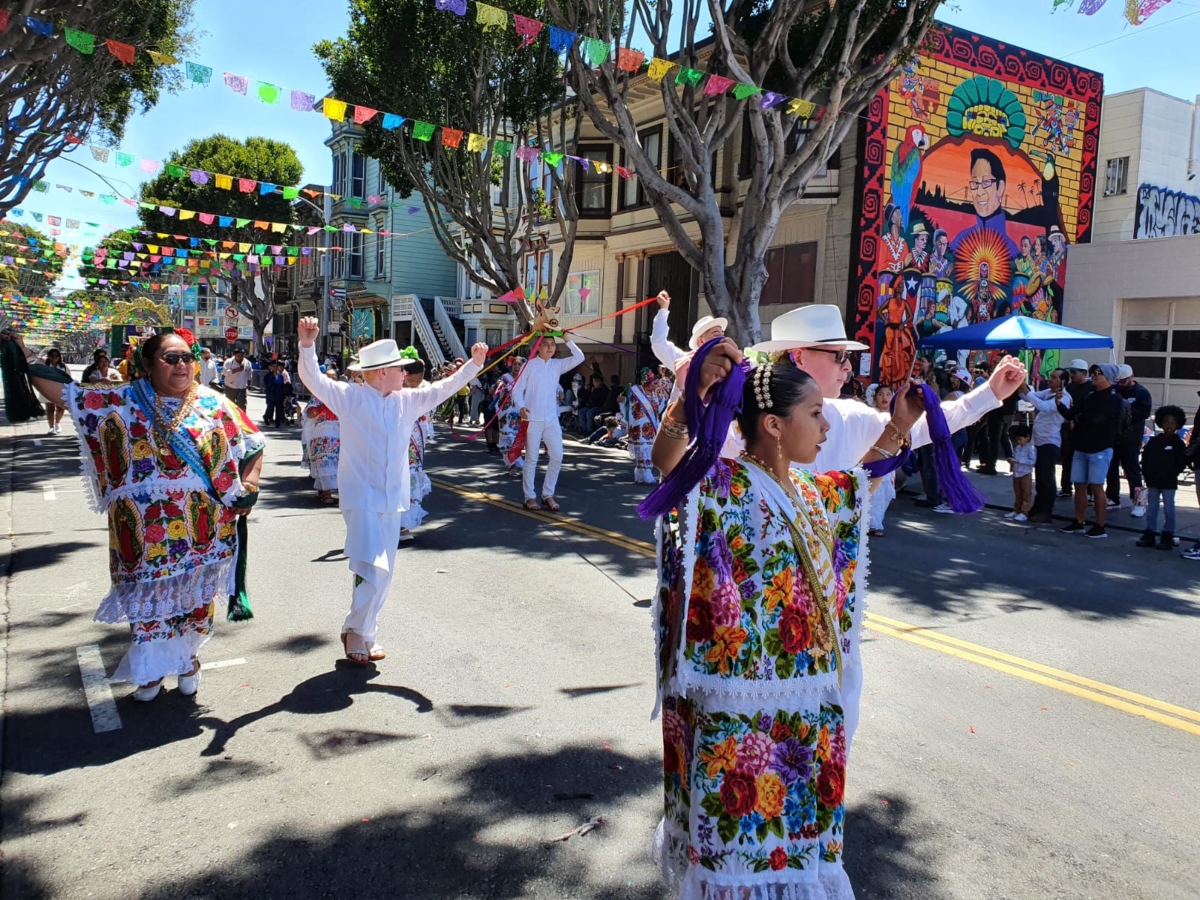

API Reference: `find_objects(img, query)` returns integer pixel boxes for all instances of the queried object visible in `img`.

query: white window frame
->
[1104,157,1129,196]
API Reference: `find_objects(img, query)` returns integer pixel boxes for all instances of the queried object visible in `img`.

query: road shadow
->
[200,665,434,757]
[129,743,666,900]
[844,793,950,900]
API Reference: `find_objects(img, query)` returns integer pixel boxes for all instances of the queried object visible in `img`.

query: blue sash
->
[129,379,220,501]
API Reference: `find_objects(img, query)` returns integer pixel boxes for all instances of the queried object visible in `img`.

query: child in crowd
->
[867,385,896,536]
[1137,405,1188,550]
[1005,424,1036,523]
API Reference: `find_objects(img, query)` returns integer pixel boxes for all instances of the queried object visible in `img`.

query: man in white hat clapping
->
[512,333,585,512]
[297,317,487,665]
[649,290,727,400]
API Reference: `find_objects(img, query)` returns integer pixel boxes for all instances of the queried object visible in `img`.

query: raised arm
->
[405,343,487,416]
[3,332,67,408]
[553,340,586,376]
[297,318,355,418]
[650,292,685,369]
[652,339,742,477]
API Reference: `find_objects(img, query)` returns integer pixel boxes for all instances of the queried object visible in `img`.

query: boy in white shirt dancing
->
[297,317,486,664]
[512,336,584,511]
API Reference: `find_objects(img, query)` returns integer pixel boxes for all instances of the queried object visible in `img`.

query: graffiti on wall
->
[850,25,1103,383]
[1135,184,1200,239]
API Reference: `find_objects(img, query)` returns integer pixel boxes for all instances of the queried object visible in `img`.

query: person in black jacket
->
[1136,405,1188,550]
[1060,363,1126,539]
[1058,359,1094,496]
[262,360,292,428]
[1108,363,1154,515]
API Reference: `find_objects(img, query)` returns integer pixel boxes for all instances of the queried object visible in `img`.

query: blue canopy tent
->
[917,317,1114,352]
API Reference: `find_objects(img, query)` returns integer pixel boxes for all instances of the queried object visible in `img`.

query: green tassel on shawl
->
[226,447,262,622]
[0,340,55,423]
[227,514,253,621]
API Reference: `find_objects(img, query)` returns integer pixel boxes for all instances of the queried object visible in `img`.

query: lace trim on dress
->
[654,819,856,900]
[110,625,212,685]
[94,556,236,624]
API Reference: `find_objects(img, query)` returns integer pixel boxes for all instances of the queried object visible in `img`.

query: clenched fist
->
[470,342,488,366]
[298,316,320,347]
[988,355,1028,400]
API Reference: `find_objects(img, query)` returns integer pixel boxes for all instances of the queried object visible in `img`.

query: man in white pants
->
[513,335,584,512]
[297,317,486,664]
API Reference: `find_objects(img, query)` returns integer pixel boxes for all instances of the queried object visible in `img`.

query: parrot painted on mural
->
[890,125,928,229]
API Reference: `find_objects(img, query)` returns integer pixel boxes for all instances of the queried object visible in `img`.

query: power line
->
[1063,6,1200,58]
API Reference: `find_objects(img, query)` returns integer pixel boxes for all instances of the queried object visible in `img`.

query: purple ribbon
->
[638,338,747,520]
[910,382,986,513]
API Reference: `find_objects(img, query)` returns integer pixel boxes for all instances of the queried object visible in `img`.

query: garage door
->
[1123,297,1200,408]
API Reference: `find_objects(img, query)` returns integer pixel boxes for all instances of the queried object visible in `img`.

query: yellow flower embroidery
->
[705,625,748,675]
[699,736,737,777]
[146,543,167,559]
[755,773,786,819]
[166,520,188,540]
[762,569,794,613]
[132,441,152,459]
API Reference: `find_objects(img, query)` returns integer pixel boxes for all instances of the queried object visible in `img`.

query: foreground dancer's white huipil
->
[511,340,584,501]
[299,345,480,641]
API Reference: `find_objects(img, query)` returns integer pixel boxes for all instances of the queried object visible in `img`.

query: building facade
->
[1058,88,1200,405]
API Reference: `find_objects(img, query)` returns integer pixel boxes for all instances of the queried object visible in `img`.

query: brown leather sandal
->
[542,497,560,512]
[523,499,540,511]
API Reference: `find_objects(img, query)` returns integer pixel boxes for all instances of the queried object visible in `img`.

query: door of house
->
[641,252,695,366]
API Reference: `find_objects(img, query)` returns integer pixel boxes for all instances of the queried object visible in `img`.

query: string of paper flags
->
[5,7,827,185]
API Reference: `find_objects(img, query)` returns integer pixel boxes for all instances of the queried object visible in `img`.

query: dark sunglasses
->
[160,352,196,366]
[796,347,851,365]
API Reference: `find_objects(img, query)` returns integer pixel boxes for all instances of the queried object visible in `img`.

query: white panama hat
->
[346,339,422,372]
[750,304,869,353]
[689,315,729,350]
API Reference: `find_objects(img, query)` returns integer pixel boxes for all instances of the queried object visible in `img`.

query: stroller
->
[282,393,299,426]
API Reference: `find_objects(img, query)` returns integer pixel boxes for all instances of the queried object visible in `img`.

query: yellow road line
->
[434,477,1200,737]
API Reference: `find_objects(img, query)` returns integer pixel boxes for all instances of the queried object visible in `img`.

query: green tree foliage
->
[136,135,304,347]
[0,0,198,217]
[1,222,66,295]
[315,0,582,321]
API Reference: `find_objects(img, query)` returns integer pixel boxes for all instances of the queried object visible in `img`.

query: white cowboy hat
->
[750,305,869,353]
[346,339,421,372]
[689,315,729,350]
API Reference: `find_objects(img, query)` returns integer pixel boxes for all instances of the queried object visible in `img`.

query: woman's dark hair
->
[602,415,619,428]
[46,348,61,359]
[735,363,819,444]
[1155,404,1186,429]
[92,348,108,360]
[139,332,188,374]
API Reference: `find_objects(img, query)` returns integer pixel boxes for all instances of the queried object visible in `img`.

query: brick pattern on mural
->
[849,24,1103,384]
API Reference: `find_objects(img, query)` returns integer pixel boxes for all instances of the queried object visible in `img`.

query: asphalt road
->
[2,397,1198,900]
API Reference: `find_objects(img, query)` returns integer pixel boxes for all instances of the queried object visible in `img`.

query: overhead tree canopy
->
[552,0,943,343]
[0,221,66,294]
[136,135,304,347]
[0,0,197,217]
[315,0,583,326]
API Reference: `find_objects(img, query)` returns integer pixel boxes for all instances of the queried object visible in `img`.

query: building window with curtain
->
[351,152,366,200]
[564,271,600,315]
[760,242,817,305]
[333,152,346,200]
[375,233,386,279]
[575,146,612,215]
[347,233,364,280]
[620,126,661,210]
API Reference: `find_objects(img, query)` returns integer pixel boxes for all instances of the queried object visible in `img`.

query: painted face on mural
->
[969,155,1006,218]
[1020,235,1032,258]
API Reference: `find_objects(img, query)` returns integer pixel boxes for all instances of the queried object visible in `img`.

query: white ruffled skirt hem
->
[96,556,236,624]
[112,628,211,686]
[654,819,855,900]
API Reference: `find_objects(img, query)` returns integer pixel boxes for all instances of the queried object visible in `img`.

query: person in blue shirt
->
[262,360,292,428]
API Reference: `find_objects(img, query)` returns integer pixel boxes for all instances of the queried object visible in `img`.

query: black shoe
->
[1135,531,1158,548]
[913,498,938,508]
[1158,532,1175,551]
[1085,525,1108,539]
[1057,489,1072,498]
[1060,520,1085,534]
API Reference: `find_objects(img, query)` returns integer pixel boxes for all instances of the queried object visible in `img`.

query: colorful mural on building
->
[850,26,1103,383]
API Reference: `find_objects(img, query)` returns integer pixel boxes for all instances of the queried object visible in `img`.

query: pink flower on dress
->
[735,732,775,777]
[710,580,742,628]
[829,725,847,768]
[662,709,688,748]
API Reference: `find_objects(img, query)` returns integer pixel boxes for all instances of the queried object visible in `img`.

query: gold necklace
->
[150,383,198,459]
[740,451,799,500]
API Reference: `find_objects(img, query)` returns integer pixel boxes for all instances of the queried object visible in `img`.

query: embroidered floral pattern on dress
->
[653,459,866,898]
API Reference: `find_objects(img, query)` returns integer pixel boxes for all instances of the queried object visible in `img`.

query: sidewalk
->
[922,463,1200,540]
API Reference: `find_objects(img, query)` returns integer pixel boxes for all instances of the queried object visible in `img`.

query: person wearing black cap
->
[1060,362,1125,538]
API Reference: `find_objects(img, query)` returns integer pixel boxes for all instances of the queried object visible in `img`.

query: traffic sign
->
[225,327,239,342]
[225,307,239,320]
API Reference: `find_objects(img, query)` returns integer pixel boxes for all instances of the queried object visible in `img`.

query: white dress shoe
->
[133,681,163,702]
[177,668,202,697]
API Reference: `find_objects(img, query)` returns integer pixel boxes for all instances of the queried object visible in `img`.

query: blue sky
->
[15,0,1200,288]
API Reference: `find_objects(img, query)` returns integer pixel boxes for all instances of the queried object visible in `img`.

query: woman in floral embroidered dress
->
[496,357,524,476]
[302,367,341,503]
[625,367,670,484]
[649,343,922,900]
[400,361,434,542]
[20,331,265,703]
